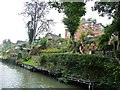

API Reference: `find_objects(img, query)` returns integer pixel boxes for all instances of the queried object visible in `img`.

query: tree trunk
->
[33,2,37,42]
[76,41,81,53]
[28,29,34,44]
[70,35,78,52]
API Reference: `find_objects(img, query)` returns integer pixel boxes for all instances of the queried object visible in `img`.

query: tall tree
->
[2,39,13,52]
[49,2,86,52]
[92,1,120,65]
[21,0,54,44]
[92,1,120,50]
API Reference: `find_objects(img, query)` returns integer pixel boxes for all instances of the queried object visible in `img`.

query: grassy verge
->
[23,59,38,66]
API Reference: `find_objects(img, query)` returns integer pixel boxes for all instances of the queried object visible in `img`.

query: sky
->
[0,0,113,44]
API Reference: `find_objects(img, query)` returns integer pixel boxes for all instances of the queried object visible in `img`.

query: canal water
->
[0,60,86,89]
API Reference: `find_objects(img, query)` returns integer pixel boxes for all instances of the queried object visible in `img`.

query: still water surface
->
[0,60,86,89]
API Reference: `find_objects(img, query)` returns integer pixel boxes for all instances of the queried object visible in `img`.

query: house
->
[16,40,28,47]
[65,18,105,52]
[45,33,61,40]
[65,18,104,41]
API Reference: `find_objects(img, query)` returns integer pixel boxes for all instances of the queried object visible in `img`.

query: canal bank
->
[1,54,119,90]
[0,58,108,90]
[1,57,89,90]
[0,58,86,89]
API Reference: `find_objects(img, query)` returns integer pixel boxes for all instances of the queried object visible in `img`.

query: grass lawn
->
[23,60,38,66]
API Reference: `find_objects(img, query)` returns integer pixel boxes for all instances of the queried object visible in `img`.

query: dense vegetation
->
[37,53,120,88]
[49,2,86,52]
[1,1,120,89]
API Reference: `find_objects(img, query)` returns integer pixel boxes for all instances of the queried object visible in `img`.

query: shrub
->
[40,38,47,46]
[18,52,23,59]
[23,53,31,61]
[114,50,120,59]
[40,55,47,66]
[38,53,120,88]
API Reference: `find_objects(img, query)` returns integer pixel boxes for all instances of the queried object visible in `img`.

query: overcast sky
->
[0,0,113,44]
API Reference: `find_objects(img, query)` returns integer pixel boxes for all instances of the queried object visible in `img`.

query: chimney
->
[59,34,61,37]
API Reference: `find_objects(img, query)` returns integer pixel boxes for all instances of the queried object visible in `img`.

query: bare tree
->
[21,0,54,44]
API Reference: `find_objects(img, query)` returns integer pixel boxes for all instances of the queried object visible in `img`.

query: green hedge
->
[114,50,120,59]
[39,53,120,88]
[39,48,62,53]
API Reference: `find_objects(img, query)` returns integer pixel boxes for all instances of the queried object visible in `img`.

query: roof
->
[45,33,61,39]
[16,40,27,46]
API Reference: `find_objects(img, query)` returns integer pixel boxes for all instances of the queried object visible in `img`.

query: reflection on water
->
[0,61,86,90]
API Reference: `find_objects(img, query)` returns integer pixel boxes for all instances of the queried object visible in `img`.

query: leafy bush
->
[114,50,120,59]
[40,55,47,66]
[98,34,110,50]
[30,46,41,55]
[18,52,23,59]
[38,53,120,88]
[39,38,47,47]
[22,53,31,61]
